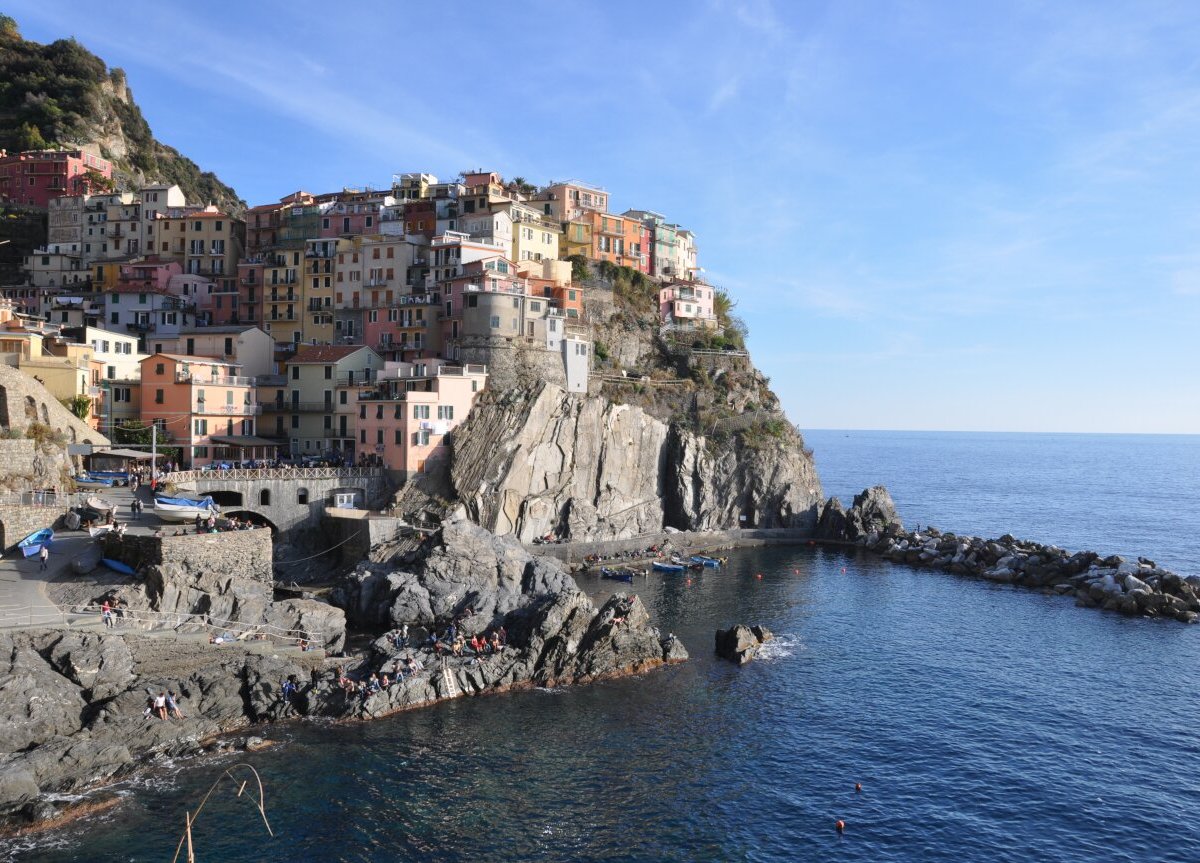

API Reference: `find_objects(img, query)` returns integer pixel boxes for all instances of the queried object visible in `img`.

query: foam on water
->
[757,632,803,661]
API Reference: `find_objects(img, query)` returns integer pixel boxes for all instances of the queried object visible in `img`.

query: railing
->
[270,401,336,413]
[65,603,324,648]
[163,466,384,483]
[177,373,255,386]
[0,490,62,507]
[201,403,263,416]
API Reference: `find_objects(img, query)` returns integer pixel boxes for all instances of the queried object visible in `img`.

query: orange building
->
[139,353,265,467]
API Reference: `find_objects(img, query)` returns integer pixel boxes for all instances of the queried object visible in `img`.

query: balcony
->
[269,291,297,302]
[177,372,255,386]
[257,400,288,413]
[197,402,263,416]
[307,300,327,312]
[281,401,337,413]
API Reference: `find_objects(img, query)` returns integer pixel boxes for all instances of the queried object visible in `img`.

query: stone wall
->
[0,364,107,448]
[0,503,67,551]
[456,336,568,391]
[529,527,810,566]
[101,529,273,583]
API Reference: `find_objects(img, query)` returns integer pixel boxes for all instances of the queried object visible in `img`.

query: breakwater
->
[817,486,1200,623]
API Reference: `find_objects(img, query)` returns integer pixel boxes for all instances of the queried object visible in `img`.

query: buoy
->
[686,578,692,585]
[756,573,762,579]
[836,820,845,833]
[841,567,846,573]
[793,568,799,574]
[855,782,862,793]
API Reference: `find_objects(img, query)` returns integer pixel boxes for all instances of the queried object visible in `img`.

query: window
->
[291,366,299,380]
[107,365,116,379]
[155,388,164,404]
[194,418,208,435]
[298,489,309,505]
[413,404,430,419]
[259,489,271,505]
[489,315,500,328]
[224,337,233,355]
[395,429,403,444]
[437,405,454,420]
[360,429,366,443]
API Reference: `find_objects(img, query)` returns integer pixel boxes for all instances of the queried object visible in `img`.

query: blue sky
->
[10,0,1200,433]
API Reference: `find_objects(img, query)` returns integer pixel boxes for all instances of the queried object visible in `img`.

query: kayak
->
[100,558,136,575]
[17,528,53,557]
[652,561,685,573]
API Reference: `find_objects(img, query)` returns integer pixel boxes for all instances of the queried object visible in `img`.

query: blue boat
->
[74,475,115,489]
[601,567,635,582]
[652,561,685,573]
[690,555,723,568]
[100,558,136,575]
[17,528,53,558]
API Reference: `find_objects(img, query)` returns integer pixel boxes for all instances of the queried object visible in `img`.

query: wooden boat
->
[17,528,53,557]
[100,558,136,575]
[670,556,704,571]
[690,555,723,568]
[601,567,635,582]
[154,495,219,522]
[86,496,115,513]
[652,561,685,573]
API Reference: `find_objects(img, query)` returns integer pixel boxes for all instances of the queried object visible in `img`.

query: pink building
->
[658,280,718,330]
[0,149,113,208]
[139,353,265,467]
[357,361,487,476]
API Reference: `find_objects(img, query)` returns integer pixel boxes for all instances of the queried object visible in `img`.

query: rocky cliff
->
[0,18,243,213]
[447,382,822,542]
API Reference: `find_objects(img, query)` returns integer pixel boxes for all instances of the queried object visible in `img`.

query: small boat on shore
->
[17,528,53,557]
[88,524,113,538]
[100,558,136,575]
[87,496,115,513]
[653,561,685,573]
[154,495,219,522]
[690,555,724,568]
[74,475,115,489]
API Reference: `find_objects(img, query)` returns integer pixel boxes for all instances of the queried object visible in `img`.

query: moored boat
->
[652,561,685,573]
[74,475,115,489]
[17,528,53,557]
[601,567,635,582]
[690,555,723,568]
[153,495,220,522]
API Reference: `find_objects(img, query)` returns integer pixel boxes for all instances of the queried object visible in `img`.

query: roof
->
[288,344,375,364]
[209,435,282,447]
[89,448,159,460]
[176,325,263,335]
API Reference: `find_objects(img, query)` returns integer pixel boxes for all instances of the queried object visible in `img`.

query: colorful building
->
[658,280,718,330]
[356,360,487,476]
[279,344,383,457]
[0,148,113,208]
[138,353,261,467]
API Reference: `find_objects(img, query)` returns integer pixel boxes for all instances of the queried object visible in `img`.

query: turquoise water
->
[11,432,1200,861]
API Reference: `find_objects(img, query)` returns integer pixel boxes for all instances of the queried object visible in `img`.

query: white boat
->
[153,495,220,522]
[87,496,115,513]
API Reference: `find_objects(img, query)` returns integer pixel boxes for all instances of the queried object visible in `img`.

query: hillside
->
[0,16,244,214]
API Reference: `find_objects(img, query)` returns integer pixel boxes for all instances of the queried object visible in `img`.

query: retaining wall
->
[0,503,67,552]
[101,528,274,583]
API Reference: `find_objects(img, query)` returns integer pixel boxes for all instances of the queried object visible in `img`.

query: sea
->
[9,431,1200,862]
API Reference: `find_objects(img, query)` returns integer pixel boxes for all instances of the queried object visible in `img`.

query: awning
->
[209,436,283,448]
[90,448,160,460]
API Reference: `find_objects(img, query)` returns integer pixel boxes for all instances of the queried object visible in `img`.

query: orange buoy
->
[793,568,799,574]
[855,782,862,793]
[756,573,763,579]
[686,578,692,585]
[836,820,845,833]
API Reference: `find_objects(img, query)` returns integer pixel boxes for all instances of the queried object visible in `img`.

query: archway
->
[223,510,278,534]
[200,490,244,508]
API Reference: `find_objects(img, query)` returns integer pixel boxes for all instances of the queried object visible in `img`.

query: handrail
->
[68,603,325,646]
[163,466,384,483]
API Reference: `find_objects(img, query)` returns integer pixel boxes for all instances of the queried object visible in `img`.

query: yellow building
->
[157,209,244,293]
[561,219,593,259]
[506,202,562,265]
[91,260,125,291]
[263,248,303,346]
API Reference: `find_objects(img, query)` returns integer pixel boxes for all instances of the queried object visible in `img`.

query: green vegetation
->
[567,254,591,282]
[593,341,610,362]
[63,394,91,420]
[112,420,180,462]
[24,422,66,449]
[0,19,244,213]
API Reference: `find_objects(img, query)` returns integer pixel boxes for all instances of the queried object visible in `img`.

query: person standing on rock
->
[101,600,113,628]
[154,692,168,721]
[38,544,49,572]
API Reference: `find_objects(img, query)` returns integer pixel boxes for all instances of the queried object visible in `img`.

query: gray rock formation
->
[830,487,1199,624]
[450,383,822,542]
[715,624,774,664]
[815,485,902,542]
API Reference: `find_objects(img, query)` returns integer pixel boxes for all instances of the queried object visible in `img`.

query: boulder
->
[815,486,900,543]
[714,623,774,665]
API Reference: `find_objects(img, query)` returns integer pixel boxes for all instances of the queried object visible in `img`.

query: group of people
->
[189,513,258,534]
[144,690,186,721]
[99,598,127,627]
[427,624,508,658]
[335,654,428,701]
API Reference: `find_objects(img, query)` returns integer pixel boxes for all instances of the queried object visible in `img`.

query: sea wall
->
[101,529,273,583]
[817,486,1200,623]
[0,503,66,552]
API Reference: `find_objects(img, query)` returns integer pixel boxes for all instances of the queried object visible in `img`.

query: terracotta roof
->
[144,352,241,367]
[288,344,375,364]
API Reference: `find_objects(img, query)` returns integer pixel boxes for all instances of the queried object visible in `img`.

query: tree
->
[112,421,180,462]
[17,121,48,150]
[63,394,90,420]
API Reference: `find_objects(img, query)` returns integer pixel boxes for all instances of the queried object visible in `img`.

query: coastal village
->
[0,148,722,475]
